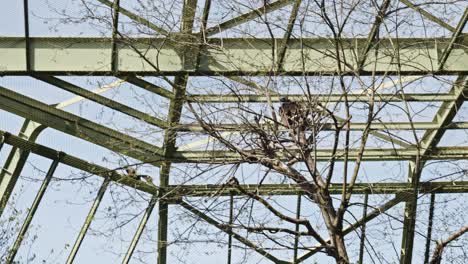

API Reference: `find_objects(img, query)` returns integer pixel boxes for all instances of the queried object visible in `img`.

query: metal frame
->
[1,1,467,263]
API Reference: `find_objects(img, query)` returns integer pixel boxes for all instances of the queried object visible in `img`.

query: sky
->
[1,0,468,263]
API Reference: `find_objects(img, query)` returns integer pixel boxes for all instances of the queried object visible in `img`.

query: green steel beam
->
[178,200,286,264]
[35,75,169,128]
[66,178,111,264]
[0,120,45,217]
[293,195,301,263]
[122,195,158,264]
[438,8,468,70]
[400,75,467,263]
[110,0,120,73]
[276,0,302,70]
[2,129,468,201]
[358,193,369,264]
[358,0,391,68]
[122,76,175,99]
[187,92,462,103]
[0,80,125,218]
[23,0,31,71]
[5,155,62,264]
[166,181,468,197]
[423,193,436,264]
[205,0,295,37]
[156,76,188,264]
[399,0,457,32]
[170,146,468,163]
[157,1,199,263]
[0,130,158,194]
[1,37,467,75]
[0,85,164,164]
[175,121,468,132]
[96,0,168,35]
[227,193,234,264]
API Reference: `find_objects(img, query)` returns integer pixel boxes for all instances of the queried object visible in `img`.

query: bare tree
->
[1,0,467,263]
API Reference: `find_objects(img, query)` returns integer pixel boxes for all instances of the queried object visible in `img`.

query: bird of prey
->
[279,97,306,130]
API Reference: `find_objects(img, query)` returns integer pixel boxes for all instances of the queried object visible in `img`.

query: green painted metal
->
[178,200,285,264]
[2,129,468,197]
[293,195,301,263]
[35,75,169,128]
[423,193,436,264]
[23,0,31,71]
[0,81,126,218]
[205,0,295,37]
[187,93,461,103]
[358,194,369,264]
[171,146,468,163]
[358,0,391,68]
[227,194,233,264]
[66,178,111,264]
[166,181,468,196]
[438,8,468,70]
[110,0,120,73]
[5,154,62,264]
[276,0,302,70]
[122,195,158,264]
[400,76,466,264]
[0,120,45,218]
[97,0,168,35]
[0,85,164,162]
[1,37,467,75]
[156,76,189,264]
[176,121,468,132]
[0,130,159,195]
[0,1,467,262]
[157,1,199,262]
[123,76,175,99]
[399,0,457,32]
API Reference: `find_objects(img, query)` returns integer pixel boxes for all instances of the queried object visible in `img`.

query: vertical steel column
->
[23,0,31,71]
[5,153,62,263]
[423,193,436,264]
[110,0,120,73]
[227,194,233,264]
[122,195,158,264]
[401,76,466,263]
[66,177,111,264]
[293,194,302,263]
[157,1,198,263]
[0,122,46,218]
[358,193,369,264]
[0,134,4,152]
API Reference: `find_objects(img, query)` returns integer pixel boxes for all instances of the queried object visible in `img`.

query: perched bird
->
[279,97,311,140]
[278,97,304,129]
[125,167,154,185]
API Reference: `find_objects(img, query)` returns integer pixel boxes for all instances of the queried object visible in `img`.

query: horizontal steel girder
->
[176,121,468,132]
[187,93,466,102]
[0,130,158,194]
[1,129,468,196]
[168,181,468,196]
[0,85,164,163]
[0,37,467,75]
[171,147,468,163]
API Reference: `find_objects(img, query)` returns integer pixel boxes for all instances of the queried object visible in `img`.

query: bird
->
[125,167,154,185]
[279,97,311,139]
[279,97,301,129]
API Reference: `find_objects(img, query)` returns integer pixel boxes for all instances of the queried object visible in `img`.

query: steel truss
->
[0,0,467,263]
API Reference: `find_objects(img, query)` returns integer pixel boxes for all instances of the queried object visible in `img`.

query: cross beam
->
[1,37,467,75]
